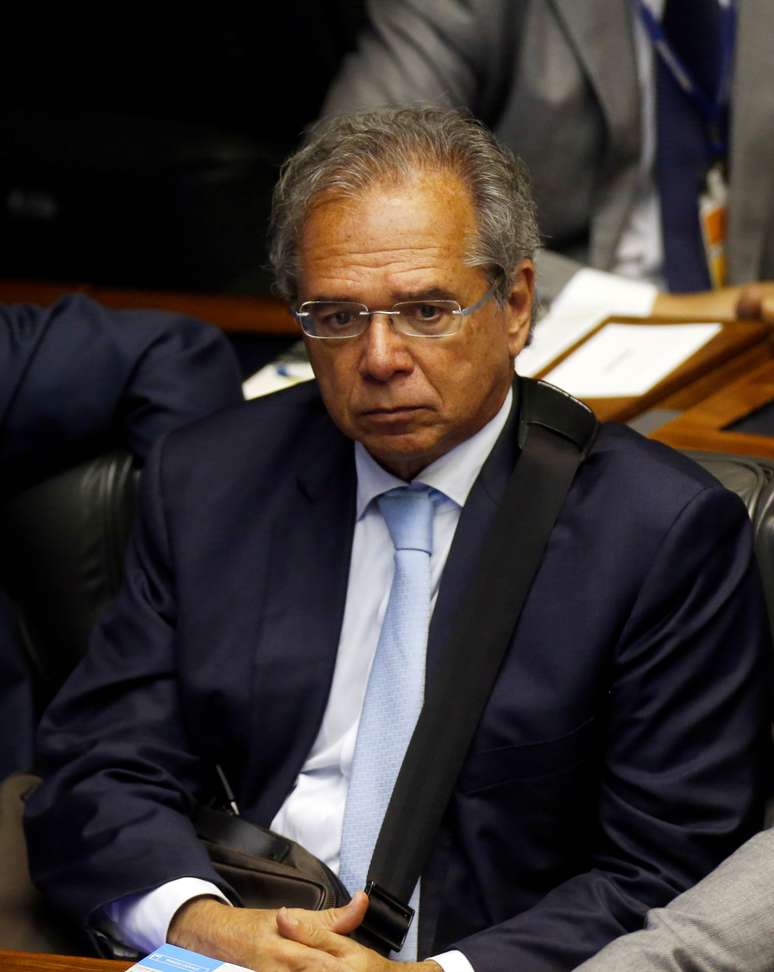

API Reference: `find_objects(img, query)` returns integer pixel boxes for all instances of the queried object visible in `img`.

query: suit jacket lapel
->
[244,417,357,821]
[419,390,520,955]
[727,0,774,281]
[425,400,519,691]
[551,0,642,270]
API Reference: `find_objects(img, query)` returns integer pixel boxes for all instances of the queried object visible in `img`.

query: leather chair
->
[0,451,137,954]
[0,451,137,716]
[1,446,773,954]
[687,451,774,634]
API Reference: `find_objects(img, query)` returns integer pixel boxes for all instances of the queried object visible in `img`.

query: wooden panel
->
[0,279,297,336]
[0,280,96,306]
[0,951,130,972]
[659,341,774,412]
[652,358,774,457]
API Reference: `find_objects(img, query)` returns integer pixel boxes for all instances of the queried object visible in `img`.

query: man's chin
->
[360,432,443,481]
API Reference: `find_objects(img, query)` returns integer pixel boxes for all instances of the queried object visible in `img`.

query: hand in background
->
[652,281,774,322]
[735,283,774,322]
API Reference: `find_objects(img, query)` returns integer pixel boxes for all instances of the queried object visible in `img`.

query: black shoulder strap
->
[357,379,598,955]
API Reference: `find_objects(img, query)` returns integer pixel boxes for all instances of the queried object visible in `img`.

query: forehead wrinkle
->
[304,239,457,269]
[305,259,460,303]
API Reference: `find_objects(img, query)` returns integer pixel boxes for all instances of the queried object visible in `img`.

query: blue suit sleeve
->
[1,293,243,491]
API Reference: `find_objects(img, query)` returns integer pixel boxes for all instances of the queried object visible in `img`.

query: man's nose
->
[358,313,414,381]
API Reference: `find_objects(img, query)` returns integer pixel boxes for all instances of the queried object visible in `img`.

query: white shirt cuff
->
[553,267,659,318]
[102,877,230,954]
[429,949,475,972]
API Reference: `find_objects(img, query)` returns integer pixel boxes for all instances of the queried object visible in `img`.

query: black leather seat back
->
[689,452,774,633]
[0,451,136,707]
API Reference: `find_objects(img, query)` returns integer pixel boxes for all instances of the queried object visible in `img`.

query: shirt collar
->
[354,386,514,518]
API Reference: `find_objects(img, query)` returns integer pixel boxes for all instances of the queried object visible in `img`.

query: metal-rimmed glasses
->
[292,279,498,340]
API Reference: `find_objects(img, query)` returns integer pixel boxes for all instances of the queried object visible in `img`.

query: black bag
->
[194,804,349,911]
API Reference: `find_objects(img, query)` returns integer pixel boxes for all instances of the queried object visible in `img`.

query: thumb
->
[276,891,369,945]
[326,890,369,933]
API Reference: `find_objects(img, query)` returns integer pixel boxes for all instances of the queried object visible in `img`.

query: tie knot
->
[378,486,435,554]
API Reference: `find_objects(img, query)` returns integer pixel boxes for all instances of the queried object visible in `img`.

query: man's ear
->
[505,259,535,358]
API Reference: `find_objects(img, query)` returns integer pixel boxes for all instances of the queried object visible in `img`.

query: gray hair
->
[269,106,540,304]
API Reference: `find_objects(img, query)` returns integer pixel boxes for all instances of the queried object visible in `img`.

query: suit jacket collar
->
[244,406,357,820]
[420,386,521,954]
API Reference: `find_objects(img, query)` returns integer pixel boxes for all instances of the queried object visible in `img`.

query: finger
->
[736,284,764,320]
[760,293,774,324]
[277,907,350,955]
[252,935,340,972]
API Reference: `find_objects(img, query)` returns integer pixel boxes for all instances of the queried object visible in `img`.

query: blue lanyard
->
[633,0,736,156]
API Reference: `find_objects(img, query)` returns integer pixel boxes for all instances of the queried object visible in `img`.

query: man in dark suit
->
[24,108,771,972]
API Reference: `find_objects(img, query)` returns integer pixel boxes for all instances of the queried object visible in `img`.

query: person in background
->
[574,828,774,971]
[323,0,774,323]
[0,293,243,779]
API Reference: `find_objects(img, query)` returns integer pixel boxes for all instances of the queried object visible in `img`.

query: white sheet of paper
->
[242,361,314,399]
[516,309,608,377]
[543,322,722,398]
[518,267,659,377]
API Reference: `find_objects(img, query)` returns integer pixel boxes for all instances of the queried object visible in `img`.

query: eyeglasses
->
[292,280,498,340]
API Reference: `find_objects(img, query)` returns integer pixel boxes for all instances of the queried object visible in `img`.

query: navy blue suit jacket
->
[1,293,243,497]
[25,380,772,971]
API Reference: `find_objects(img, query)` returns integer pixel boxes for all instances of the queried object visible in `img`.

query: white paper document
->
[242,360,314,399]
[543,322,722,398]
[517,268,659,378]
[516,309,608,377]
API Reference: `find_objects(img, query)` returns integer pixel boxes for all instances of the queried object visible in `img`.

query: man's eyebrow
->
[303,288,459,304]
[301,294,364,304]
[391,286,457,302]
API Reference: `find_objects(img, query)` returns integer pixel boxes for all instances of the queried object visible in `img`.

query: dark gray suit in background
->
[324,0,774,299]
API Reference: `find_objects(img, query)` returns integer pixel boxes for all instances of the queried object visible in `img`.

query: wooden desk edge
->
[0,280,298,336]
[573,319,772,423]
[0,950,131,972]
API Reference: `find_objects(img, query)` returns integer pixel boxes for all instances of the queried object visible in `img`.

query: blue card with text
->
[129,942,251,972]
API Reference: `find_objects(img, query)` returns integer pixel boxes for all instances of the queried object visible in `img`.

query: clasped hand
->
[169,891,439,972]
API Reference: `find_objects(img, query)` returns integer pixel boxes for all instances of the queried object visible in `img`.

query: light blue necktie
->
[339,485,435,958]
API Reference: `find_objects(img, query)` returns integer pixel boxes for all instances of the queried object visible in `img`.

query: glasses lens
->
[393,300,460,336]
[300,302,366,338]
